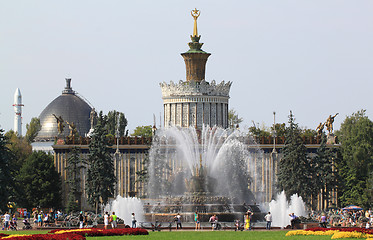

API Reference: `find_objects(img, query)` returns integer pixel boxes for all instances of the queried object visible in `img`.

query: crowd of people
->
[310,209,373,228]
[3,207,373,231]
[1,209,140,231]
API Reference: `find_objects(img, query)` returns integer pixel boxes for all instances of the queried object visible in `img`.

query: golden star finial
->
[191,8,200,37]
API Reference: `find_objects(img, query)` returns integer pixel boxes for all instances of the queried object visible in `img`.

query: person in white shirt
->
[3,212,10,230]
[104,212,109,230]
[265,212,272,230]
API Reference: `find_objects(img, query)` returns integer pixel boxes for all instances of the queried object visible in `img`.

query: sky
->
[1,0,372,135]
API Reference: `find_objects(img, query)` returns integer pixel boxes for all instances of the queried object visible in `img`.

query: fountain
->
[105,196,145,226]
[145,125,264,222]
[268,191,307,228]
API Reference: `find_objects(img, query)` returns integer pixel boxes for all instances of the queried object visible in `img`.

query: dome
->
[36,79,92,141]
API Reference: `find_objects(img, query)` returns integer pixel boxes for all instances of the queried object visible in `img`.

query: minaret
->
[13,88,24,136]
[181,8,211,82]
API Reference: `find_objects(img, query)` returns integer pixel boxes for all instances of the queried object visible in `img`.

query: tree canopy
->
[25,117,41,143]
[131,125,152,138]
[86,111,116,213]
[17,151,62,209]
[228,109,243,128]
[277,111,313,204]
[337,110,373,208]
[0,129,13,211]
[105,110,128,137]
[66,147,86,213]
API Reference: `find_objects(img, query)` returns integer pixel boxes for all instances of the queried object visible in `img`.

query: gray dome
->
[36,79,92,141]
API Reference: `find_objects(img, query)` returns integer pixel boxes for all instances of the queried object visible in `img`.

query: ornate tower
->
[160,9,231,129]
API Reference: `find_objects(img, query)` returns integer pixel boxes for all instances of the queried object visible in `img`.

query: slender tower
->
[160,9,231,129]
[13,88,24,136]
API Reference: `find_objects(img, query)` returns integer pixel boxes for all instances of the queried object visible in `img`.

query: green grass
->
[0,230,356,240]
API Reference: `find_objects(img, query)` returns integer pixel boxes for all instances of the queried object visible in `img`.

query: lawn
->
[0,230,360,240]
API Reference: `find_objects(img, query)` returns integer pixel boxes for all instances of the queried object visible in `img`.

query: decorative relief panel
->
[203,103,210,126]
[160,79,231,98]
[196,103,203,128]
[211,103,217,126]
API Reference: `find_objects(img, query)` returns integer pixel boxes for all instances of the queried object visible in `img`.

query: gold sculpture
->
[52,114,65,134]
[191,8,200,37]
[325,113,339,134]
[316,122,325,136]
[66,121,77,137]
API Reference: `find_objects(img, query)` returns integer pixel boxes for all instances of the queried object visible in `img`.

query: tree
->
[17,151,62,209]
[25,117,41,143]
[271,123,286,138]
[106,111,128,137]
[5,130,32,171]
[66,147,86,213]
[135,154,149,198]
[311,134,338,209]
[131,125,152,138]
[86,111,116,213]
[277,111,313,204]
[248,123,270,138]
[337,110,373,208]
[0,129,13,211]
[228,109,243,128]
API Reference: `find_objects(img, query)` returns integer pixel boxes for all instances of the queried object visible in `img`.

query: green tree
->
[106,111,128,137]
[5,130,32,171]
[248,122,270,138]
[25,117,41,143]
[66,147,86,213]
[337,110,373,208]
[131,125,153,138]
[86,111,116,213]
[277,111,313,204]
[311,134,338,209]
[228,109,243,128]
[0,129,13,211]
[271,123,286,137]
[17,151,62,209]
[135,154,149,198]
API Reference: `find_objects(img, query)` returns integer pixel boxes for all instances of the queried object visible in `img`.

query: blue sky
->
[1,0,372,134]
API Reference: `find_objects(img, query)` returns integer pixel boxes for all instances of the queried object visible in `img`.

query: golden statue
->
[52,114,65,134]
[325,113,339,134]
[191,8,200,37]
[316,122,325,135]
[66,121,77,137]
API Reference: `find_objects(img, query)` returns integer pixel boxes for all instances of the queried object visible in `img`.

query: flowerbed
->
[49,228,148,236]
[0,233,85,240]
[286,227,373,239]
[0,228,148,240]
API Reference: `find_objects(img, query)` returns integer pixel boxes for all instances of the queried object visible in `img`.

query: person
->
[245,210,253,230]
[37,211,43,227]
[131,213,137,228]
[3,212,10,230]
[289,213,298,229]
[110,212,117,229]
[11,214,18,230]
[79,211,84,229]
[320,213,327,228]
[209,214,216,230]
[104,212,109,230]
[175,213,182,229]
[194,211,200,230]
[265,212,272,230]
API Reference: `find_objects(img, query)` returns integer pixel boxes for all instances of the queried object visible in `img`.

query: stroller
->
[9,221,17,231]
[23,219,32,230]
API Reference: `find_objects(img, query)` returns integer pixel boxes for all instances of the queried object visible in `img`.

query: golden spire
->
[191,8,200,37]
